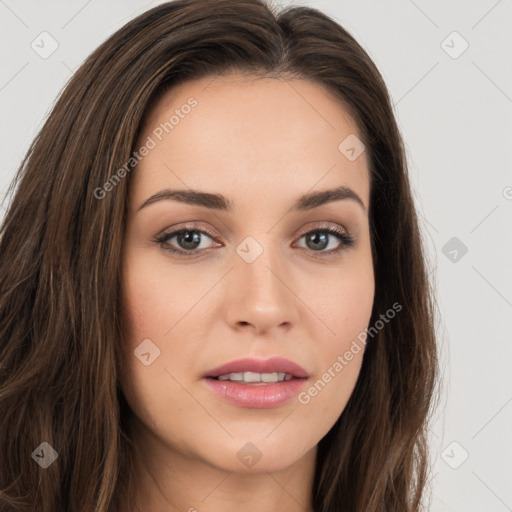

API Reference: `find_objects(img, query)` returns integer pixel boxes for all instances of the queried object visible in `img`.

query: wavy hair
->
[0,0,439,510]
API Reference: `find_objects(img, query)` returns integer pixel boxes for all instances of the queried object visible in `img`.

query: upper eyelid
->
[157,222,352,247]
[157,221,350,241]
[159,220,350,238]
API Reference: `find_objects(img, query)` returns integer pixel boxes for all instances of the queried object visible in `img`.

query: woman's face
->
[120,73,374,475]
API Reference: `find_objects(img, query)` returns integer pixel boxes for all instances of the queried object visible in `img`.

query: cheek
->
[299,303,370,430]
[119,247,214,401]
[121,251,196,342]
[304,259,374,414]
[312,256,375,350]
[119,254,176,412]
[119,271,197,442]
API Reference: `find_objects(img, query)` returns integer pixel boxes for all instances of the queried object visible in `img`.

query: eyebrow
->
[137,185,366,213]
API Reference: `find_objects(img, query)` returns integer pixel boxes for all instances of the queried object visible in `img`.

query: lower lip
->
[202,377,308,408]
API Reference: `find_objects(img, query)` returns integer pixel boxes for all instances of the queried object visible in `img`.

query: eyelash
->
[154,223,355,257]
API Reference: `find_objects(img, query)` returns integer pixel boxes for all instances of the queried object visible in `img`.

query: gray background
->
[1,1,511,510]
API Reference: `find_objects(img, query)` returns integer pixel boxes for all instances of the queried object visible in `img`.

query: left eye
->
[295,228,354,253]
[155,228,217,254]
[155,226,354,256]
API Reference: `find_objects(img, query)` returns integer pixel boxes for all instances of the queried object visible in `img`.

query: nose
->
[224,237,299,335]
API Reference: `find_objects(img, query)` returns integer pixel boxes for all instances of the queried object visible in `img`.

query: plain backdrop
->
[1,1,511,511]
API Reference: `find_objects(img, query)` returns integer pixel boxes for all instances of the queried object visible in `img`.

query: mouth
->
[202,356,309,380]
[201,357,309,408]
[208,371,297,384]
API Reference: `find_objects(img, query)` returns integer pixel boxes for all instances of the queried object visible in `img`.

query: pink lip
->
[202,356,309,379]
[203,377,308,408]
[201,356,310,409]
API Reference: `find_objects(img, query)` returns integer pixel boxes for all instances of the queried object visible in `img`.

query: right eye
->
[154,226,220,256]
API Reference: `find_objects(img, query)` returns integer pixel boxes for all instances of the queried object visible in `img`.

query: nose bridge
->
[236,232,286,299]
[227,231,298,331]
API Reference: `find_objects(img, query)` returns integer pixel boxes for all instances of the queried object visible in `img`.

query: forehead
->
[130,74,370,212]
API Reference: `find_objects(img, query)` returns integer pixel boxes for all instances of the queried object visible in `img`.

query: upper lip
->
[203,357,309,379]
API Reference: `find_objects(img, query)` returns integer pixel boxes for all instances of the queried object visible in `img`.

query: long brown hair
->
[0,1,439,510]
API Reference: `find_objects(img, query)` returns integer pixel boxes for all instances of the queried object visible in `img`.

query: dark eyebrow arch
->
[137,185,366,213]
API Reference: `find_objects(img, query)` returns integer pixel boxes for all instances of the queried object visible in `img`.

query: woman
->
[0,0,438,511]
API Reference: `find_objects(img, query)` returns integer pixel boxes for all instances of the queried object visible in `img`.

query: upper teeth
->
[217,372,293,382]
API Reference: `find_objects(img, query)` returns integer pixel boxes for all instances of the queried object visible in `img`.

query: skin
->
[119,73,375,512]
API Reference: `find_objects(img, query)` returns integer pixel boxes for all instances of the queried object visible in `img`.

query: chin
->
[203,439,313,474]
